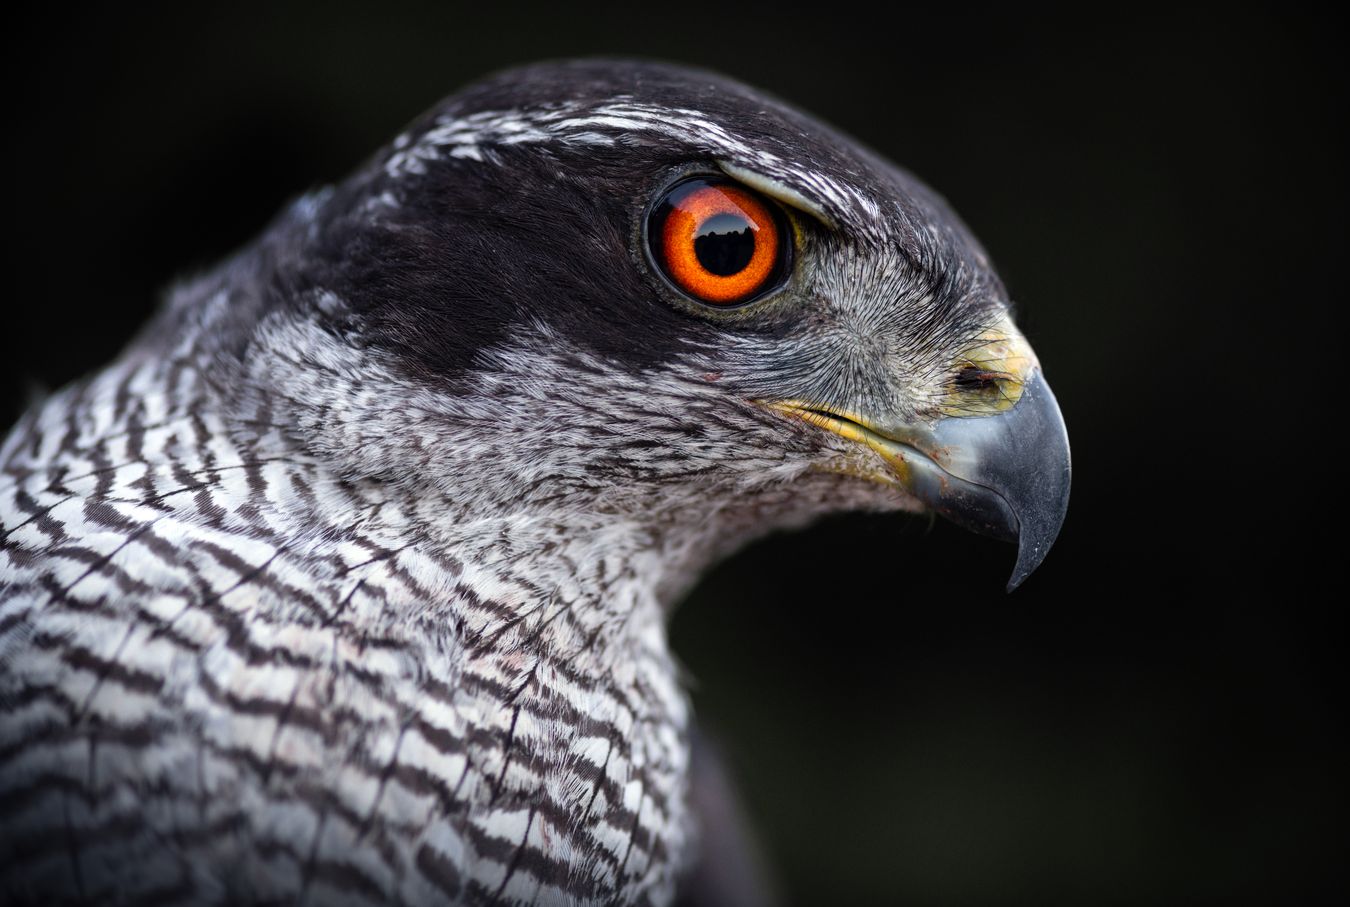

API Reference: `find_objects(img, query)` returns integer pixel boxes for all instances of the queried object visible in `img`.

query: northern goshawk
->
[0,60,1070,905]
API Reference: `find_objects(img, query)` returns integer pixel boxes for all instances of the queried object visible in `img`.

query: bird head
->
[212,59,1069,591]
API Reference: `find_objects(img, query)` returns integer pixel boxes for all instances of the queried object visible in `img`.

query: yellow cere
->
[937,315,1039,418]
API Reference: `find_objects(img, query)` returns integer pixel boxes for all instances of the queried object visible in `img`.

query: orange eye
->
[649,179,788,305]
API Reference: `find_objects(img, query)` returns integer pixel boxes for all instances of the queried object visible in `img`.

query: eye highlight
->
[649,179,788,306]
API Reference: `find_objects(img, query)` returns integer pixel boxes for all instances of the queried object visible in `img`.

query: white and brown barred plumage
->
[0,60,1069,904]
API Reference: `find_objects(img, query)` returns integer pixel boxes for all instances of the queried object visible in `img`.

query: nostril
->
[952,367,1006,393]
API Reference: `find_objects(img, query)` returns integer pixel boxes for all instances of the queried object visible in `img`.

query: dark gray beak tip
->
[1006,527,1061,593]
[924,369,1071,592]
[1000,371,1071,593]
[1004,471,1070,592]
[871,367,1071,592]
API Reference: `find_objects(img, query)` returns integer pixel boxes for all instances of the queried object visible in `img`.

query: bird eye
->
[648,178,788,306]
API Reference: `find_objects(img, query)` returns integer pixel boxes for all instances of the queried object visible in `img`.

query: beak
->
[767,326,1071,591]
[897,370,1070,590]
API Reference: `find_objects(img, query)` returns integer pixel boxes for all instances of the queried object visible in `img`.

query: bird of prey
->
[0,60,1069,905]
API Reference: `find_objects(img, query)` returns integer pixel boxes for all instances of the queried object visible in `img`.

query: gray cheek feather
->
[708,234,1003,427]
[240,302,906,532]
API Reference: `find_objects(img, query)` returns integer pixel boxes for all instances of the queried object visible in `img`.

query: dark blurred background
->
[4,5,1342,904]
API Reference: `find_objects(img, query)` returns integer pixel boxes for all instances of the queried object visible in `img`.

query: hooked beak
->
[766,324,1071,591]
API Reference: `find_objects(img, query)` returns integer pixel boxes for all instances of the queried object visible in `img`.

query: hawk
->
[0,60,1069,905]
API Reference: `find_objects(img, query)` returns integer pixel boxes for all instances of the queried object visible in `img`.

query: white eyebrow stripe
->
[553,114,652,131]
[381,99,882,233]
[717,163,837,228]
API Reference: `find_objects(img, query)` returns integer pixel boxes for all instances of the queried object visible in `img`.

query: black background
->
[4,6,1342,904]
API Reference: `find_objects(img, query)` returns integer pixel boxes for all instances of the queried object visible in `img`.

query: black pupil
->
[694,213,755,276]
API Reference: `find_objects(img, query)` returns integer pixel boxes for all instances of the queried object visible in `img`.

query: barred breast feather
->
[0,291,696,904]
